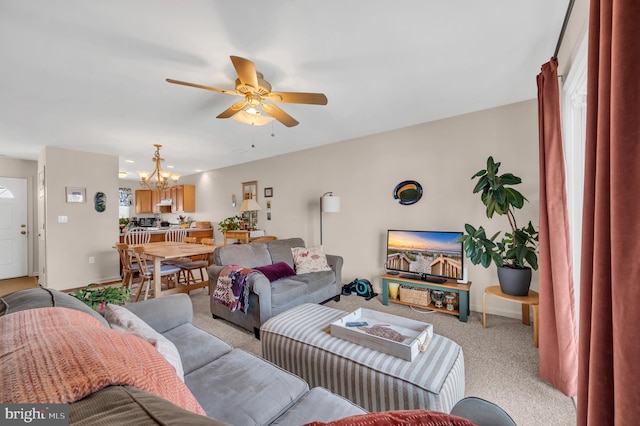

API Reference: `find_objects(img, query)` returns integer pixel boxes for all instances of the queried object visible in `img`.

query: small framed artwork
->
[264,187,273,198]
[66,187,86,203]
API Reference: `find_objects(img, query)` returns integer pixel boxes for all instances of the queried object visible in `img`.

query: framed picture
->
[66,187,86,203]
[264,187,273,198]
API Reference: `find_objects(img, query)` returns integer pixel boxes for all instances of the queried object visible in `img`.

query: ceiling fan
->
[166,56,328,127]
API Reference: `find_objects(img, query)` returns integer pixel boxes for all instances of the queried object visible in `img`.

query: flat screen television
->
[386,230,464,282]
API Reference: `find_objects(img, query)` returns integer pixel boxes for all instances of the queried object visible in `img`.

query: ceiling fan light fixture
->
[167,55,326,128]
[232,109,275,126]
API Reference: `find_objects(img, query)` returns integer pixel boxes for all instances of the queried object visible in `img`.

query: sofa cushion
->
[163,323,234,375]
[289,269,337,294]
[256,262,297,282]
[214,242,271,268]
[123,293,194,334]
[303,410,477,426]
[103,304,184,381]
[0,287,109,327]
[271,387,367,426]
[184,349,309,426]
[267,238,306,267]
[71,385,230,426]
[292,246,332,274]
[270,278,308,308]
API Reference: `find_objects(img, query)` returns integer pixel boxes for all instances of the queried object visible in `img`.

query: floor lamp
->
[320,192,340,245]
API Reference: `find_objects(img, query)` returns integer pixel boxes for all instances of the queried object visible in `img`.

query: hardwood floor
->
[0,276,39,296]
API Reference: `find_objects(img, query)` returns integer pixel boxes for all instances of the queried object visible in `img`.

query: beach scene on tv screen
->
[387,231,463,278]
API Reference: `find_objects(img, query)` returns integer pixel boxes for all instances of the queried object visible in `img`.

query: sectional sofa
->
[0,287,365,425]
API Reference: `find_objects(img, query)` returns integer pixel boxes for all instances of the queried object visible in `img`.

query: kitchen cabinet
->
[135,185,195,214]
[135,190,153,214]
[175,185,195,212]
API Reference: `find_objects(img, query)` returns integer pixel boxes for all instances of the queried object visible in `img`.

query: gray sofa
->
[0,287,366,425]
[208,238,342,338]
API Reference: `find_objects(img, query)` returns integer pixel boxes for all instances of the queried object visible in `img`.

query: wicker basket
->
[399,286,431,307]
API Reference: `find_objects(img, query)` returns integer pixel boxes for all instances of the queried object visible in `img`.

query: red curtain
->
[536,58,579,396]
[578,0,640,424]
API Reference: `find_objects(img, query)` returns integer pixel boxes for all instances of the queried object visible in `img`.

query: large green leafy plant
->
[456,157,539,270]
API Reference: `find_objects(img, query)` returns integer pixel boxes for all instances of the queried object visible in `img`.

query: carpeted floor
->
[189,289,576,426]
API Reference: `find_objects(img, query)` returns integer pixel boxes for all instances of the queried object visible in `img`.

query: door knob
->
[21,231,27,235]
[21,224,26,227]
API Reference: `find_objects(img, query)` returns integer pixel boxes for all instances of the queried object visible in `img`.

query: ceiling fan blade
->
[266,91,328,105]
[166,78,238,96]
[216,101,248,119]
[230,56,259,91]
[261,103,299,127]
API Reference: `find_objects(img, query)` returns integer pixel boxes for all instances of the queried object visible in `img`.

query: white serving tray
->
[330,308,433,361]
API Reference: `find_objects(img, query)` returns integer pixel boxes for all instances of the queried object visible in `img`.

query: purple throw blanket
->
[213,265,258,313]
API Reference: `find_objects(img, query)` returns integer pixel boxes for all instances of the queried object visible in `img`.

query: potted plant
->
[71,283,131,311]
[218,215,243,232]
[456,156,539,296]
[119,217,130,232]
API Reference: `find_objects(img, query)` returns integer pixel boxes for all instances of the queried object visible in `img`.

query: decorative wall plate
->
[94,192,106,212]
[393,180,423,205]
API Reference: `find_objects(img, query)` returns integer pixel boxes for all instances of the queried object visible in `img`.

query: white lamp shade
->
[322,194,341,213]
[239,198,262,212]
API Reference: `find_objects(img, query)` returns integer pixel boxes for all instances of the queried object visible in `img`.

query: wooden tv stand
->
[381,273,472,322]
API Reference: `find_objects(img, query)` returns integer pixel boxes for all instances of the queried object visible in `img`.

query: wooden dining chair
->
[123,227,151,245]
[131,246,181,301]
[115,243,139,289]
[201,237,215,245]
[165,226,187,242]
[176,236,209,291]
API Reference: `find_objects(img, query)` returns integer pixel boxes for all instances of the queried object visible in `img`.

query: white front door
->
[0,177,29,279]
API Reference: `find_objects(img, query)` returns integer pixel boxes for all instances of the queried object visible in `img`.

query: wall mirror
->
[241,181,258,229]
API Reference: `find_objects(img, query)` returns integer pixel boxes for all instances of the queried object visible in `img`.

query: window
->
[561,34,587,328]
[0,186,15,199]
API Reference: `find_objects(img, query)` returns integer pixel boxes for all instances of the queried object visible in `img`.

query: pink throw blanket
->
[0,307,205,416]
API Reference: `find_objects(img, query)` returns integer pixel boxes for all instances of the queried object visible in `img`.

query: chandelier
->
[137,144,180,191]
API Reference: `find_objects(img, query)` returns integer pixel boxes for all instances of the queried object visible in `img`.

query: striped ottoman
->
[261,303,465,413]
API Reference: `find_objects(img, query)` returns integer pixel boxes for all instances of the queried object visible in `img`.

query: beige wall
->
[0,157,39,276]
[557,0,589,77]
[39,147,120,290]
[185,99,540,318]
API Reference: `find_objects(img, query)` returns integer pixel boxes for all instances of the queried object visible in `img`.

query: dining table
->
[136,241,217,298]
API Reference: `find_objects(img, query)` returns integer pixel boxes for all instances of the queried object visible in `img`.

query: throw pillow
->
[103,304,185,381]
[304,410,477,426]
[1,307,204,415]
[291,246,332,274]
[255,262,297,282]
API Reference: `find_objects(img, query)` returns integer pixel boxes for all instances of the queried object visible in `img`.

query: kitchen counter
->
[119,228,213,243]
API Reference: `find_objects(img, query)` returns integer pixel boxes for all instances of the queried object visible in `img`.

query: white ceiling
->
[0,0,568,179]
